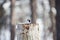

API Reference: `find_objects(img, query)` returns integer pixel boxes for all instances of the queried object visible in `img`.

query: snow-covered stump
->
[15,24,41,40]
[27,24,40,40]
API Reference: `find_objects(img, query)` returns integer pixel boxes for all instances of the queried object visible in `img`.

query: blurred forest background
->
[0,0,60,40]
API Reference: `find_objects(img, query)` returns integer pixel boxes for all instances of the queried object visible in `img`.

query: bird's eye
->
[27,19,30,22]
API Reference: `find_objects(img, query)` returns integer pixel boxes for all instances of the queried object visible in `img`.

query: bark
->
[11,0,16,40]
[49,0,57,40]
[30,0,37,24]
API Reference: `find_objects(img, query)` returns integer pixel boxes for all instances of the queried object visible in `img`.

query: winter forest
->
[0,0,60,40]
